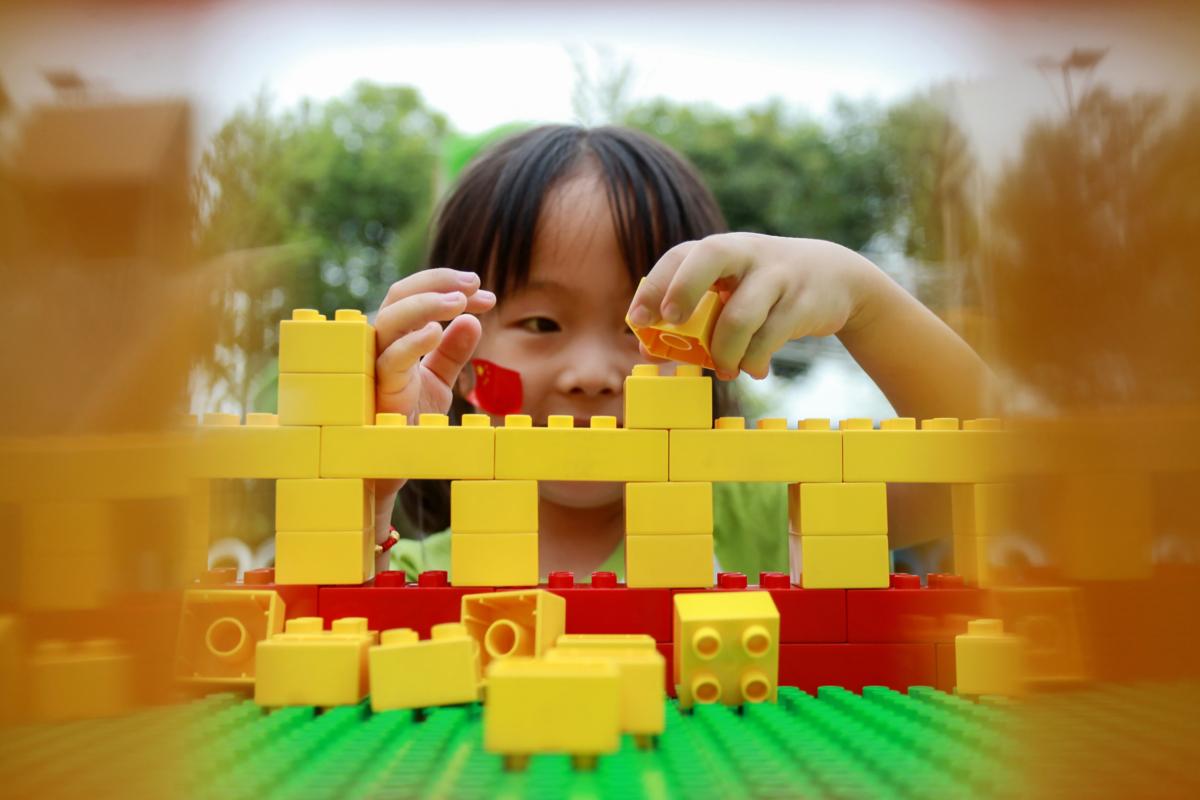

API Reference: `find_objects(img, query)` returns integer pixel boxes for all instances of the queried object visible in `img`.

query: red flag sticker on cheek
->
[465,359,523,416]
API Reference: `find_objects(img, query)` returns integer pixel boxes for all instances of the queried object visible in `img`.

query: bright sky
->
[3,1,1197,169]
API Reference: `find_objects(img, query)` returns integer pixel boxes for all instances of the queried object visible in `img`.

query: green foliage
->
[623,93,971,258]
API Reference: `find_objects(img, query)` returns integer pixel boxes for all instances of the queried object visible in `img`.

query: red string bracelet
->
[375,526,400,555]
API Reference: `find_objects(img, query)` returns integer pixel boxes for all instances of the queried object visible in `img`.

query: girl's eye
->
[518,316,561,333]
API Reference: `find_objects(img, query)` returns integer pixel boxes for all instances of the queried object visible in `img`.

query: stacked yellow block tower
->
[275,310,376,585]
[624,364,714,587]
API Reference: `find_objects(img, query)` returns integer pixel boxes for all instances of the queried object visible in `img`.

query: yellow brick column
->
[625,481,714,588]
[274,309,378,584]
[791,417,889,589]
[450,478,538,586]
[275,477,375,585]
[950,419,1016,586]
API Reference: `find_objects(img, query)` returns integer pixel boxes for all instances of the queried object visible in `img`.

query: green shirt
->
[390,482,789,582]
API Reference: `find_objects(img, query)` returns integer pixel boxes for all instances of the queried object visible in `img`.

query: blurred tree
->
[193,82,448,413]
[988,87,1200,406]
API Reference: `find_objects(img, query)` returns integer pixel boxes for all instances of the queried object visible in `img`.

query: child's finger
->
[376,321,444,400]
[380,268,479,309]
[708,274,781,378]
[739,305,797,380]
[628,241,695,326]
[463,289,497,315]
[375,291,468,350]
[421,314,482,390]
[658,235,752,325]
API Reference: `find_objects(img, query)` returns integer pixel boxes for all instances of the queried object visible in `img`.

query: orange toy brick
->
[626,280,724,369]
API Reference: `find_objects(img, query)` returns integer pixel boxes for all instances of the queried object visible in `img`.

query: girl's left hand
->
[627,233,877,380]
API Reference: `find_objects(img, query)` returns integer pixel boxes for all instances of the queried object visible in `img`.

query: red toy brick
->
[717,571,748,589]
[546,571,673,642]
[779,643,937,693]
[846,572,985,644]
[196,567,320,619]
[934,642,956,693]
[319,570,491,638]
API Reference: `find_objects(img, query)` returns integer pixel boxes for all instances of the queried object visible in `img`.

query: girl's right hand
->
[375,268,496,420]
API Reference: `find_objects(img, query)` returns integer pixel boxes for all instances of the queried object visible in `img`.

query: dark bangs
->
[428,125,727,295]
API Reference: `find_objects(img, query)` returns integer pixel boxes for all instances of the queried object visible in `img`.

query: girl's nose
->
[554,337,626,397]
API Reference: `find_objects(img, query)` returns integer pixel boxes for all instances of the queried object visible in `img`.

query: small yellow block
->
[175,589,285,685]
[276,478,374,532]
[790,482,887,535]
[673,592,780,709]
[195,418,320,478]
[625,533,713,588]
[279,309,375,375]
[320,421,494,479]
[545,647,665,736]
[369,623,481,711]
[954,618,1026,696]
[275,529,374,585]
[800,534,889,589]
[485,657,621,756]
[450,533,538,587]
[495,421,667,481]
[255,617,376,707]
[842,421,1006,483]
[623,364,712,429]
[450,480,537,534]
[460,589,566,669]
[669,424,842,482]
[279,373,374,427]
[29,639,132,722]
[626,482,712,535]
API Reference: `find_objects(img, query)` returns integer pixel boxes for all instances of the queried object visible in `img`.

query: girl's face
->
[469,169,646,508]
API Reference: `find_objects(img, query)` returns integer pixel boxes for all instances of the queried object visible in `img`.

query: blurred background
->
[1,1,1199,793]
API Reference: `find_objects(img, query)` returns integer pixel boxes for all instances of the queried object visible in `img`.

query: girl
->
[370,125,989,580]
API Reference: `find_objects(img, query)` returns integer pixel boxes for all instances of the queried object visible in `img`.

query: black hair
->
[399,125,737,535]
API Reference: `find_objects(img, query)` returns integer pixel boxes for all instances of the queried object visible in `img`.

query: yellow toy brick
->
[484,657,621,758]
[842,418,1007,483]
[951,483,1015,538]
[279,309,375,375]
[954,618,1026,696]
[625,533,713,588]
[255,617,376,707]
[195,413,320,478]
[790,482,887,535]
[29,639,132,722]
[275,529,374,585]
[174,588,284,685]
[545,646,665,737]
[276,478,373,532]
[626,481,712,535]
[451,480,537,534]
[20,501,118,610]
[451,532,538,587]
[278,373,374,427]
[623,364,712,430]
[320,414,495,479]
[494,415,667,481]
[673,591,780,709]
[626,279,723,369]
[669,418,842,482]
[555,633,657,651]
[369,623,481,711]
[800,534,889,589]
[460,589,566,669]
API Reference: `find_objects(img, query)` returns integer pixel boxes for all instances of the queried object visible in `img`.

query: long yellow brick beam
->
[322,413,494,479]
[495,415,667,482]
[194,413,321,479]
[842,418,1005,483]
[670,418,842,482]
